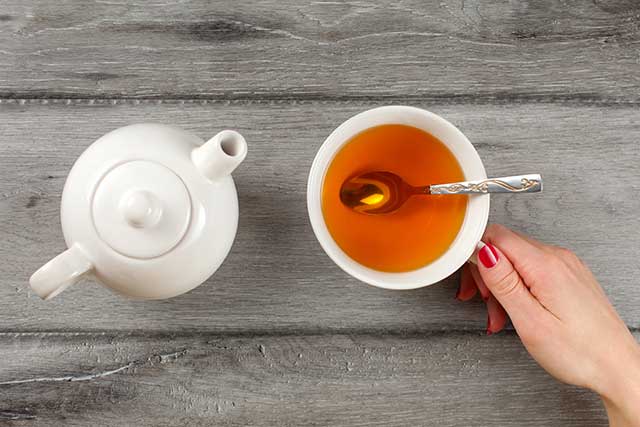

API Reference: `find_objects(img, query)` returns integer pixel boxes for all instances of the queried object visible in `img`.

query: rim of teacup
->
[307,106,490,290]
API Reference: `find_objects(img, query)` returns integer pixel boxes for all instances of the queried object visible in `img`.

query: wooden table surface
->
[1,1,639,425]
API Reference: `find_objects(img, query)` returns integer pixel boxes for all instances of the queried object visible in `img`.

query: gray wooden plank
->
[1,100,639,332]
[1,0,639,100]
[0,332,619,426]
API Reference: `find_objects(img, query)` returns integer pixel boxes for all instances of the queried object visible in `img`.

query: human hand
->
[457,224,640,426]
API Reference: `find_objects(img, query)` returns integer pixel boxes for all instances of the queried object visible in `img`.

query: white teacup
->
[307,106,490,290]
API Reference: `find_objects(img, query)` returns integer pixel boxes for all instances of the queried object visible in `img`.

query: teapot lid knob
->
[121,190,163,229]
[92,160,191,259]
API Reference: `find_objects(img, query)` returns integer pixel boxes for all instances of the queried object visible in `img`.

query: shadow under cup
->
[307,106,490,290]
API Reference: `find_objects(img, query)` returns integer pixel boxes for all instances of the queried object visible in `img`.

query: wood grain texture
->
[1,100,639,332]
[1,0,639,100]
[0,332,620,426]
[2,1,639,424]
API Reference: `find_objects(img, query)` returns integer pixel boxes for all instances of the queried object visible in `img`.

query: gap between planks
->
[0,94,640,107]
[0,329,508,338]
[0,328,638,338]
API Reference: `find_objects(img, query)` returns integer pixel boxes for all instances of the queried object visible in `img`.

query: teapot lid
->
[92,160,191,259]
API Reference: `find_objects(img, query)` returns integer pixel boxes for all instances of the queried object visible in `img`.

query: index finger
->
[511,229,555,254]
[482,224,549,284]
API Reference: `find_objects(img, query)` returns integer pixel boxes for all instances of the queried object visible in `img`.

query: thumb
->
[476,242,544,327]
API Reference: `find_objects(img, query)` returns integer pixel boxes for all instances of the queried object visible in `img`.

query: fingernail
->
[486,315,493,336]
[455,287,461,300]
[479,243,499,269]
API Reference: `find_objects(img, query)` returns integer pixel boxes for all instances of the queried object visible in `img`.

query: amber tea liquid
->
[322,124,467,272]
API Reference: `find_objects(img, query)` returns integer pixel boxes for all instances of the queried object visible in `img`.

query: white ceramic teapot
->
[30,124,247,300]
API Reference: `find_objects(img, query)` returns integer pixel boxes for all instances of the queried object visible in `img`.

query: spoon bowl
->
[340,171,423,214]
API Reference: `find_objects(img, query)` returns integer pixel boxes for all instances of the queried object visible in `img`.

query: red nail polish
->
[486,315,493,336]
[479,244,499,269]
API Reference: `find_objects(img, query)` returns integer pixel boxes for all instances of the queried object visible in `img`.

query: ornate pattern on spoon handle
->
[429,174,542,194]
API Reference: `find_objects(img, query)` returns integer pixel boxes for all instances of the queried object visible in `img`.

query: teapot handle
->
[30,244,93,300]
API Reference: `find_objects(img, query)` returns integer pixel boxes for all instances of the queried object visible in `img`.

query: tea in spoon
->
[340,171,542,214]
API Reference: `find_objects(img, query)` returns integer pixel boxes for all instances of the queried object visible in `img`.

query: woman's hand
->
[458,224,640,426]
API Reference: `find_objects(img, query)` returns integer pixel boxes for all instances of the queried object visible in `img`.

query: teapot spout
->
[192,130,247,182]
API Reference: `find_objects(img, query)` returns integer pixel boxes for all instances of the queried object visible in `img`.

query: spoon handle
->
[429,174,542,195]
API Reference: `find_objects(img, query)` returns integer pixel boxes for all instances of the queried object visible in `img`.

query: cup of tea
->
[307,106,490,290]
